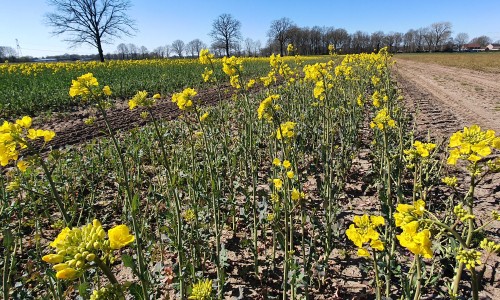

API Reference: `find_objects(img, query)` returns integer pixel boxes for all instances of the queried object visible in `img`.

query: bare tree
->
[0,46,17,60]
[171,40,185,57]
[140,46,148,58]
[470,35,492,47]
[45,0,137,62]
[454,32,469,51]
[128,43,138,59]
[116,43,128,59]
[164,44,171,58]
[370,31,385,52]
[267,17,295,56]
[186,39,206,57]
[210,13,242,57]
[430,22,452,51]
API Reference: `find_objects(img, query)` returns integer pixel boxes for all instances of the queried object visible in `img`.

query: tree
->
[116,43,128,59]
[0,46,17,60]
[267,17,295,56]
[470,35,492,47]
[210,13,242,57]
[430,22,452,51]
[45,0,137,62]
[171,40,185,57]
[454,32,469,51]
[186,39,207,57]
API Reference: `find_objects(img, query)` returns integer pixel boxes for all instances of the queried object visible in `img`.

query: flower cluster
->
[1,116,55,168]
[90,283,125,300]
[257,94,280,121]
[480,238,500,253]
[69,73,111,100]
[42,220,134,280]
[188,278,213,300]
[393,200,425,227]
[456,249,482,270]
[394,200,433,258]
[172,88,197,111]
[369,108,396,130]
[404,141,436,159]
[199,49,214,65]
[276,121,296,140]
[128,91,158,110]
[346,214,385,257]
[447,125,500,165]
[453,204,475,222]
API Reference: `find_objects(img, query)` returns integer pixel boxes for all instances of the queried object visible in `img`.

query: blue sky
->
[1,0,499,57]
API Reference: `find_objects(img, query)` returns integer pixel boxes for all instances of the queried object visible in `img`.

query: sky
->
[1,0,499,58]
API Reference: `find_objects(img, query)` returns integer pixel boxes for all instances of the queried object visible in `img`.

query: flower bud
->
[86,253,96,262]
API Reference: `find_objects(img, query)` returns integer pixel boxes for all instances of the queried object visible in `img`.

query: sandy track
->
[394,58,500,137]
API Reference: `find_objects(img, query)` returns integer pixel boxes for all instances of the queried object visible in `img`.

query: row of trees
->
[3,0,498,62]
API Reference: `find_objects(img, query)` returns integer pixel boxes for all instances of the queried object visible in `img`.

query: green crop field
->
[1,49,499,299]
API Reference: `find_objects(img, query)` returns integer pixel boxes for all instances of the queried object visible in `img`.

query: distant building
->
[461,43,483,52]
[485,43,500,51]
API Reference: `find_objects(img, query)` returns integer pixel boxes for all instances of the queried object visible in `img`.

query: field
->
[395,52,500,73]
[1,50,500,300]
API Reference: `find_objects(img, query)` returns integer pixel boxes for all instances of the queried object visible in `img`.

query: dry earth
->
[394,58,500,299]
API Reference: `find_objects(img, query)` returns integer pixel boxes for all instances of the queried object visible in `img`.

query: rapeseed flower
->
[447,125,500,165]
[346,214,385,257]
[370,108,396,130]
[69,73,99,98]
[199,49,214,65]
[188,278,213,300]
[108,224,135,249]
[172,88,197,111]
[396,221,433,258]
[393,200,426,227]
[276,122,296,140]
[257,94,279,121]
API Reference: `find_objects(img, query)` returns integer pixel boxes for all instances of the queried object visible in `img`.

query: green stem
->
[413,255,421,300]
[372,251,382,300]
[99,105,149,299]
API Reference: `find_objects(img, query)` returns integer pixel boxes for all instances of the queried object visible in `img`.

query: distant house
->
[461,43,483,52]
[485,43,500,51]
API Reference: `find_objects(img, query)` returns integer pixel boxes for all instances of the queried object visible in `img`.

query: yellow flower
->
[42,254,64,264]
[199,49,214,64]
[199,112,209,122]
[188,278,213,300]
[153,93,161,99]
[346,214,385,255]
[108,224,135,249]
[50,227,71,248]
[172,88,196,110]
[286,170,294,179]
[273,178,283,190]
[272,158,281,166]
[128,90,151,109]
[257,94,279,121]
[442,176,458,187]
[69,73,98,98]
[370,108,396,131]
[282,160,291,169]
[17,160,29,172]
[56,267,79,280]
[448,125,498,165]
[276,122,296,140]
[456,249,482,270]
[102,85,112,96]
[16,116,32,129]
[396,221,433,258]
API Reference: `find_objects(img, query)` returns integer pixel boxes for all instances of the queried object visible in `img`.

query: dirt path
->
[394,58,500,137]
[395,58,500,299]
